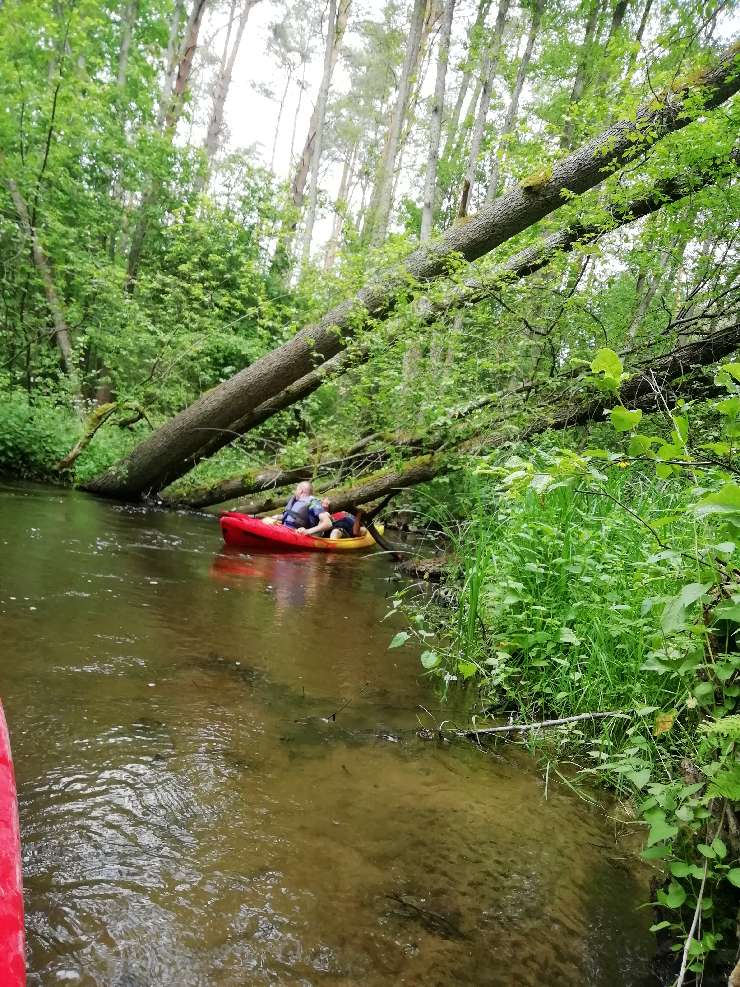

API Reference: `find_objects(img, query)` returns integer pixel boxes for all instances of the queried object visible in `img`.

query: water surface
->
[0,482,657,985]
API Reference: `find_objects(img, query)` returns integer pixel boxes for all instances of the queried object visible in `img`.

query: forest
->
[0,0,739,982]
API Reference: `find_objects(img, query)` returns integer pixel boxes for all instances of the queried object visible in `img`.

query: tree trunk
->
[441,0,491,161]
[203,1,260,170]
[6,177,76,381]
[560,0,603,150]
[158,0,187,128]
[458,0,510,213]
[167,152,727,505]
[301,0,340,264]
[117,0,138,89]
[271,0,350,272]
[485,0,543,204]
[323,144,356,268]
[82,46,740,499]
[363,0,428,246]
[126,0,208,290]
[421,0,457,241]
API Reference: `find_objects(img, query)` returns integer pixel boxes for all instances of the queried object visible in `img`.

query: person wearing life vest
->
[265,480,333,535]
[319,498,365,540]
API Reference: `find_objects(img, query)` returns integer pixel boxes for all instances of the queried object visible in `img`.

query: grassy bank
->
[399,469,740,984]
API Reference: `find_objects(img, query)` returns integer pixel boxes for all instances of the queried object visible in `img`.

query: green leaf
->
[711,837,727,859]
[389,631,410,649]
[591,348,623,381]
[661,583,711,634]
[420,650,440,670]
[645,811,678,847]
[697,843,716,859]
[457,661,477,679]
[657,880,687,909]
[628,768,651,790]
[611,406,642,432]
[695,483,740,519]
[559,626,580,645]
[707,764,740,800]
[726,868,740,888]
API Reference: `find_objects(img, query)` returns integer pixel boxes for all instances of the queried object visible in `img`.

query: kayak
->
[220,512,380,552]
[0,702,25,987]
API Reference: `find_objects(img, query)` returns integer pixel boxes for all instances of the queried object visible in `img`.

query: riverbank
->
[397,471,740,985]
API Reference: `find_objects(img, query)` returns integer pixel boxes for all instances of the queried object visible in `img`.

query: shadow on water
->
[0,481,658,986]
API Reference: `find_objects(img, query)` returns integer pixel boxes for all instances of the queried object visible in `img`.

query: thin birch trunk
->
[363,0,428,246]
[203,0,260,169]
[157,0,187,129]
[560,0,603,150]
[485,0,542,204]
[301,0,340,264]
[459,0,510,214]
[442,0,491,159]
[292,0,350,212]
[270,70,292,172]
[126,0,208,290]
[421,0,457,241]
[6,177,76,381]
[323,144,356,269]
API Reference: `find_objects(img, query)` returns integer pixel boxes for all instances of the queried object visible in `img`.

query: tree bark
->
[126,0,208,290]
[83,45,740,499]
[485,0,543,203]
[301,0,341,263]
[560,0,603,150]
[323,143,356,269]
[164,151,734,510]
[203,1,259,168]
[421,0,457,241]
[441,0,492,161]
[363,0,429,246]
[6,177,76,379]
[459,0,510,213]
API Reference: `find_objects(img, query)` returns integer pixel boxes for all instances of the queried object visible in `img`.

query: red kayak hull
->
[219,512,376,552]
[0,702,25,986]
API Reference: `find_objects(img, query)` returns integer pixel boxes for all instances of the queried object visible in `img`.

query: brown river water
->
[0,481,658,986]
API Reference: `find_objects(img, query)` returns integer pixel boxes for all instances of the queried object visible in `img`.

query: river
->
[0,481,658,986]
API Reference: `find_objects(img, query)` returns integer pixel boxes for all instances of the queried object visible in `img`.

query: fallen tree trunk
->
[169,151,735,505]
[83,45,740,500]
[164,152,735,508]
[242,325,740,513]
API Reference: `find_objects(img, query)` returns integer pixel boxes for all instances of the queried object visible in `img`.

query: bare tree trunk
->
[485,0,542,204]
[421,0,457,241]
[560,0,603,150]
[126,0,208,290]
[323,144,356,268]
[158,0,187,128]
[363,0,428,246]
[6,177,76,381]
[441,0,492,160]
[203,0,260,170]
[459,0,510,213]
[271,0,350,272]
[82,48,740,498]
[301,0,340,264]
[117,0,138,88]
[270,69,292,171]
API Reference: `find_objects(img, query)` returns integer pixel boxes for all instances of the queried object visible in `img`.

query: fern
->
[699,715,740,739]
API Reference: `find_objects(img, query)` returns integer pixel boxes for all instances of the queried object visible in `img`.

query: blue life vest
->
[282,496,322,529]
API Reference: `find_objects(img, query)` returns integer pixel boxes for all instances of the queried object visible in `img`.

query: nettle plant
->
[516,348,740,980]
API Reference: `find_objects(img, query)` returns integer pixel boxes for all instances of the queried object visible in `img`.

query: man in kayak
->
[265,481,333,536]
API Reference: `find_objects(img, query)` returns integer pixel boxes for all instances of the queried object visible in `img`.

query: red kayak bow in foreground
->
[0,701,25,986]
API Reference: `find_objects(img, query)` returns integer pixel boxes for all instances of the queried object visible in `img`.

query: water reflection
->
[0,482,657,986]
